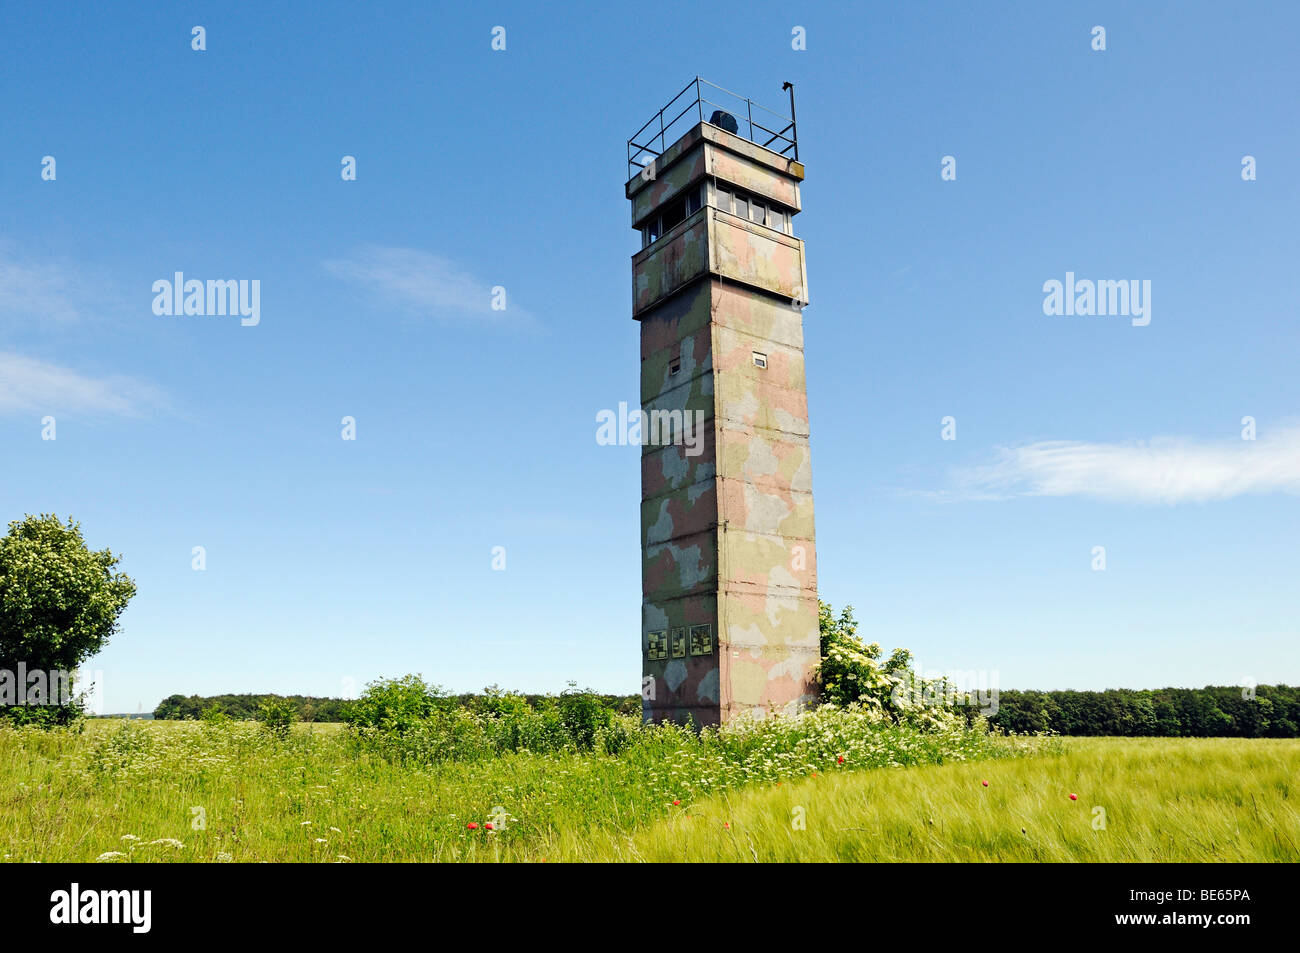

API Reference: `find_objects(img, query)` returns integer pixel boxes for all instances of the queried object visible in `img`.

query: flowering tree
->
[0,514,136,725]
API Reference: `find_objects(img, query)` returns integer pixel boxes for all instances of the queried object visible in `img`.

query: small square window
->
[669,358,681,375]
[752,351,767,369]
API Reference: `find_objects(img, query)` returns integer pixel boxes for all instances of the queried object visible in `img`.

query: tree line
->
[150,684,1300,737]
[152,689,642,722]
[983,685,1299,737]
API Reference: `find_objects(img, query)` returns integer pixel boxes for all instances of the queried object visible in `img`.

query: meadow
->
[1,718,1295,862]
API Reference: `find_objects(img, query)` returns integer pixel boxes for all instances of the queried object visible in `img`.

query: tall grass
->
[594,738,1300,862]
[0,709,1015,863]
[2,720,1291,862]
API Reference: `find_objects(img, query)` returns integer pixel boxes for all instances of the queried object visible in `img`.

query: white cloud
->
[0,249,87,323]
[0,351,167,418]
[324,245,533,324]
[949,427,1300,504]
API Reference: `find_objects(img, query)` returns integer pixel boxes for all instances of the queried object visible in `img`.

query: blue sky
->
[3,1,1297,712]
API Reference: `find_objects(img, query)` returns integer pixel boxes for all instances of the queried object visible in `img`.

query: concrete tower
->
[627,80,818,726]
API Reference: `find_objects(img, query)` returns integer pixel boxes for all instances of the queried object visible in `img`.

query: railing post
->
[782,81,798,162]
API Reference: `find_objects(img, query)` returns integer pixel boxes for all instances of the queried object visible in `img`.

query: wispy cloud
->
[324,245,533,325]
[0,248,89,323]
[946,427,1300,504]
[0,351,167,418]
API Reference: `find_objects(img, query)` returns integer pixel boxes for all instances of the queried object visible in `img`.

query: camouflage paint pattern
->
[707,147,801,211]
[633,210,806,317]
[633,122,818,726]
[632,210,709,315]
[630,143,707,227]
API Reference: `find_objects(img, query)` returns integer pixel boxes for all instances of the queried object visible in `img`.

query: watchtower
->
[627,79,819,726]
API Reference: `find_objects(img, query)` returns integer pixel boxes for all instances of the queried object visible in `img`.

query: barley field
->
[596,738,1300,862]
[0,721,1293,862]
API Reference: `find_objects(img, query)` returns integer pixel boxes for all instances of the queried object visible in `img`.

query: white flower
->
[96,851,126,862]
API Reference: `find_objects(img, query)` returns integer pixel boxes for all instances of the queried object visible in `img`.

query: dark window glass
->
[660,196,687,232]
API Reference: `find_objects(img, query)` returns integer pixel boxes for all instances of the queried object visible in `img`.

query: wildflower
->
[216,852,233,862]
[672,799,681,806]
[982,780,989,787]
[314,838,328,843]
[484,822,494,830]
[1069,793,1078,801]
[95,851,126,862]
[120,834,140,842]
[467,822,479,830]
[148,838,184,849]
[837,756,844,765]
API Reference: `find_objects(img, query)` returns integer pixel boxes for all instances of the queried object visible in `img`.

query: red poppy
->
[672,799,681,806]
[484,822,495,830]
[723,822,731,830]
[466,822,478,830]
[1069,793,1078,801]
[982,780,989,787]
[837,756,845,765]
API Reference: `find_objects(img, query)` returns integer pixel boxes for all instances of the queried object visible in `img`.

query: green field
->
[1,720,1294,862]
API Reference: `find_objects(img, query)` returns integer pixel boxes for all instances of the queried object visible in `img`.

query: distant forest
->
[151,691,642,723]
[984,686,1299,738]
[148,685,1300,737]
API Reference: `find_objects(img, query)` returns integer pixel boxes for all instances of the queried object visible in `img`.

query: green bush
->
[0,515,135,730]
[257,698,296,740]
[814,601,961,730]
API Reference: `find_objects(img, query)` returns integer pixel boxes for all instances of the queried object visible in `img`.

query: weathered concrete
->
[631,120,818,727]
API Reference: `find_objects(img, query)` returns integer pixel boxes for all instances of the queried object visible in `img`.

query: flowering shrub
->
[629,703,1006,803]
[814,601,961,730]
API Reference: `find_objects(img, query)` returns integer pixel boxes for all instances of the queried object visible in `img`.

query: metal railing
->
[627,77,798,180]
